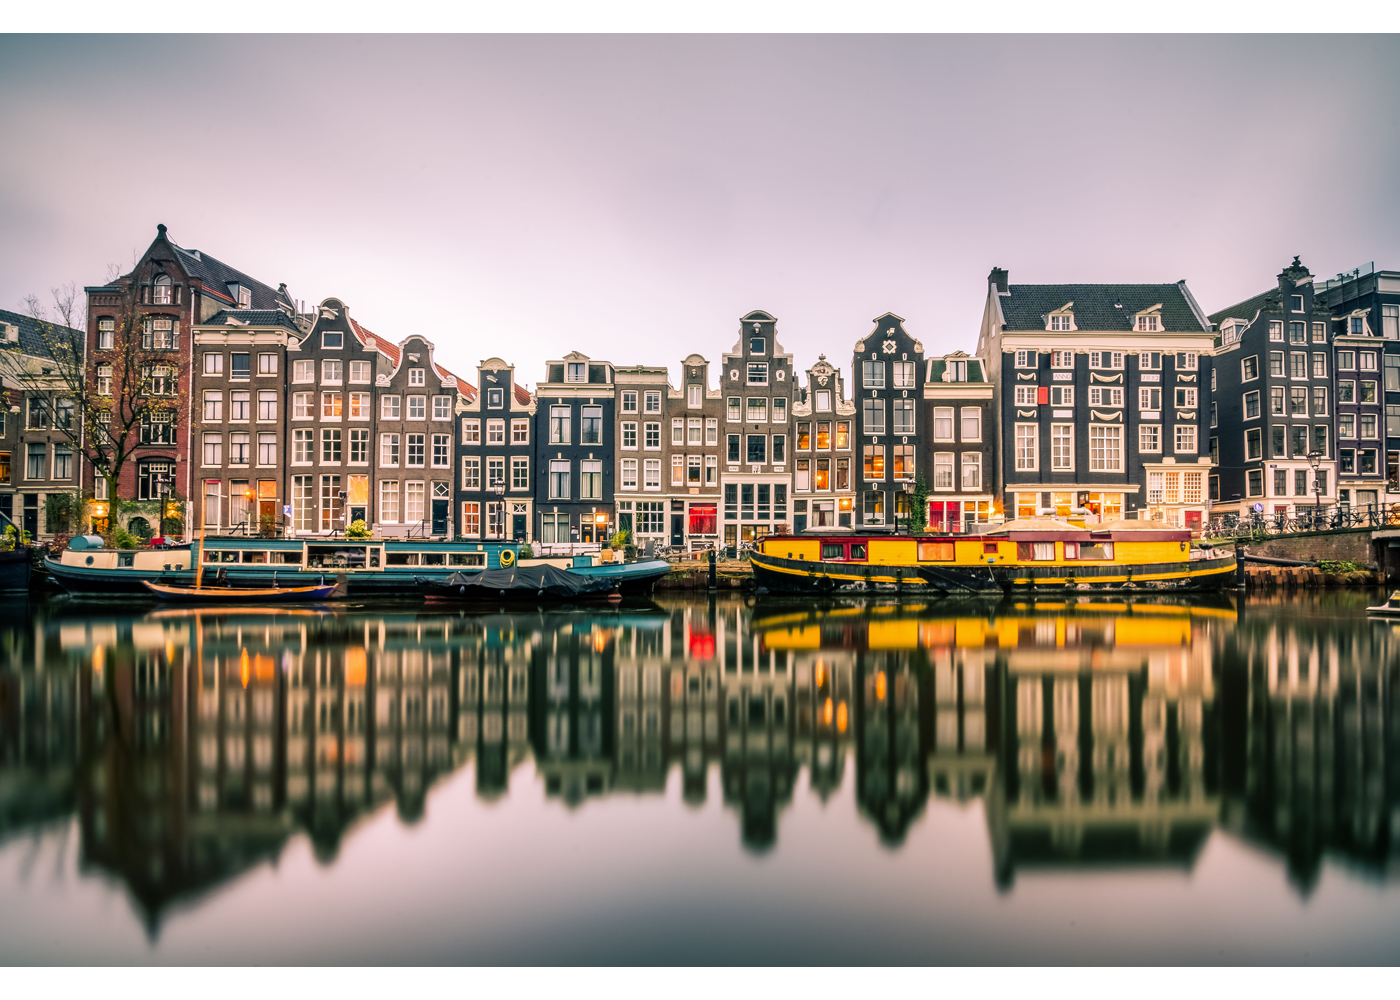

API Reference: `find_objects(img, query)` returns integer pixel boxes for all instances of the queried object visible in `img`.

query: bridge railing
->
[1205,502,1400,539]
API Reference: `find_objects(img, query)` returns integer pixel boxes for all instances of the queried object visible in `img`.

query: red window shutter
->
[1037,387,1049,405]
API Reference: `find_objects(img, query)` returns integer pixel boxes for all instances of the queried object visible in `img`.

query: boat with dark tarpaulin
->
[418,564,621,604]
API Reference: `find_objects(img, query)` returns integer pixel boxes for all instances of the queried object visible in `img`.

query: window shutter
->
[1037,386,1049,405]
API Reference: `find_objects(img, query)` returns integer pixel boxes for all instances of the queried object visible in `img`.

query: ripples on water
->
[0,592,1397,964]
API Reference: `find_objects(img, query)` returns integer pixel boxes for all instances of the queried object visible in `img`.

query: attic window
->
[946,360,968,382]
[1,323,16,343]
[1049,313,1074,331]
[152,274,172,305]
[1291,294,1304,313]
[322,330,343,349]
[566,362,587,383]
[238,287,251,308]
[1135,314,1161,332]
[409,368,425,386]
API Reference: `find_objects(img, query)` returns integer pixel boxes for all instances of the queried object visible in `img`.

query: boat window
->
[1078,542,1113,560]
[202,550,239,563]
[849,543,867,561]
[241,551,267,563]
[118,552,135,567]
[821,543,845,560]
[307,545,367,569]
[983,542,999,555]
[272,551,302,565]
[449,553,486,566]
[422,553,446,566]
[386,552,420,566]
[1016,542,1057,561]
[369,548,381,568]
[917,541,955,561]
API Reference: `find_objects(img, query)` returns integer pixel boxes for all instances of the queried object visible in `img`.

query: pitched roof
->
[203,309,301,332]
[1208,288,1280,326]
[514,384,532,405]
[348,316,400,366]
[999,283,1210,332]
[0,307,83,361]
[434,363,477,402]
[167,240,290,311]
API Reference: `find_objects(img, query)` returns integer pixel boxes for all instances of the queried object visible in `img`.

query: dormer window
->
[1291,294,1304,313]
[322,330,343,349]
[409,368,425,386]
[946,360,968,381]
[1049,314,1074,331]
[2,322,17,343]
[1222,322,1244,345]
[239,288,251,308]
[566,362,587,383]
[152,274,172,305]
[1351,316,1365,335]
[1135,314,1161,332]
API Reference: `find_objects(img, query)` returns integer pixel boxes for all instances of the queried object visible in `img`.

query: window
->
[1266,321,1283,342]
[1361,351,1378,371]
[344,428,365,464]
[203,433,222,466]
[960,452,981,490]
[408,368,425,387]
[462,418,480,444]
[644,459,661,490]
[1291,425,1309,458]
[227,432,249,466]
[1389,406,1400,438]
[550,405,571,444]
[579,460,602,499]
[1244,469,1262,496]
[24,444,45,480]
[894,399,916,435]
[1015,350,1034,368]
[145,365,174,396]
[1174,388,1197,408]
[1340,414,1356,438]
[1311,353,1327,378]
[97,318,114,350]
[1312,386,1328,416]
[1088,387,1123,407]
[1313,425,1329,456]
[1289,321,1306,344]
[348,361,371,384]
[50,444,72,480]
[406,434,426,468]
[1360,451,1376,475]
[671,454,685,485]
[293,429,314,464]
[319,428,340,463]
[645,422,660,449]
[1140,424,1161,453]
[1269,387,1285,415]
[486,419,505,445]
[1362,414,1378,439]
[1243,391,1260,419]
[796,459,811,491]
[747,363,768,385]
[688,454,703,484]
[862,398,885,434]
[1382,304,1399,339]
[381,395,401,419]
[1210,436,1220,465]
[687,418,703,445]
[1338,350,1356,370]
[637,501,665,534]
[1176,352,1198,370]
[1135,314,1160,332]
[747,397,767,422]
[549,460,571,498]
[1089,351,1124,369]
[258,390,277,421]
[406,395,426,420]
[772,397,787,423]
[1050,386,1074,407]
[836,421,850,449]
[893,362,915,388]
[1051,424,1073,470]
[773,434,786,463]
[204,389,224,421]
[380,433,400,466]
[706,456,717,484]
[931,451,953,488]
[961,408,981,441]
[377,480,399,523]
[747,434,766,464]
[1362,381,1378,403]
[1210,401,1218,427]
[96,365,112,395]
[864,444,885,480]
[1388,356,1400,392]
[462,456,480,489]
[1088,425,1122,472]
[1242,356,1259,380]
[1174,425,1197,453]
[143,317,177,350]
[203,353,224,376]
[564,362,587,384]
[688,384,702,407]
[621,421,637,449]
[1245,428,1262,460]
[621,458,638,490]
[862,361,884,388]
[894,444,915,482]
[749,336,765,355]
[1014,385,1038,406]
[727,434,740,463]
[1015,424,1037,471]
[1272,468,1288,496]
[1290,351,1307,377]
[1271,425,1286,458]
[141,411,174,444]
[621,391,638,413]
[322,391,342,419]
[1140,387,1161,410]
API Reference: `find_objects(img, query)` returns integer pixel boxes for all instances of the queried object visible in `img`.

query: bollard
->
[707,547,717,591]
[1235,541,1246,592]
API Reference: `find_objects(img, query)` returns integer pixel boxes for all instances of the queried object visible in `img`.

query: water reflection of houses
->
[1220,610,1400,891]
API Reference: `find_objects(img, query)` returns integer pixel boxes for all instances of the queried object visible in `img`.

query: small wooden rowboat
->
[141,574,347,603]
[1365,591,1400,616]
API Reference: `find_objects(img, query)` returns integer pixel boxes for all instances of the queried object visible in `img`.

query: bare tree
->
[2,279,187,512]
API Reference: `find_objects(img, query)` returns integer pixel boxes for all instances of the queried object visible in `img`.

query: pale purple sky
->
[2,34,1398,390]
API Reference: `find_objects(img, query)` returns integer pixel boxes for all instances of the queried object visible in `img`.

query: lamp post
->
[1308,450,1323,526]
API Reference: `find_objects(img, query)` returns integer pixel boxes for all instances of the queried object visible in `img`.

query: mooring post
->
[708,546,717,591]
[1235,540,1246,592]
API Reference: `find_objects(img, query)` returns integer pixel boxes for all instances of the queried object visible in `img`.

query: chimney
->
[988,267,1008,294]
[156,223,167,239]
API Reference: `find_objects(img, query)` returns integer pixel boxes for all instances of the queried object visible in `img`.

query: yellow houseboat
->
[750,518,1236,596]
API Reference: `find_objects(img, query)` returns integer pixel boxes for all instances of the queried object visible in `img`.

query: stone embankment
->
[653,559,754,592]
[1243,564,1382,592]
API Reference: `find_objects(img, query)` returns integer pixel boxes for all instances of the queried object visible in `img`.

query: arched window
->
[138,460,172,501]
[127,516,152,539]
[152,274,172,305]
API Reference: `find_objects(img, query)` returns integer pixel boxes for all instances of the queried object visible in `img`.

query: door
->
[431,498,449,536]
[22,494,39,538]
[258,500,277,536]
[670,514,684,548]
[512,513,526,541]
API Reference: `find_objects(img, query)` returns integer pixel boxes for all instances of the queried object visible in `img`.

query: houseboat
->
[750,518,1236,596]
[45,535,522,597]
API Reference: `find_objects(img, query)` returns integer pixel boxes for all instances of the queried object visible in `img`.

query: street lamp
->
[1308,450,1323,523]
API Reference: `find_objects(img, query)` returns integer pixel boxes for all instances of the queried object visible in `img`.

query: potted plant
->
[345,518,373,540]
[609,528,631,562]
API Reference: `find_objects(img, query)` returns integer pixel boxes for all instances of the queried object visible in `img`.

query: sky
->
[2,34,1399,391]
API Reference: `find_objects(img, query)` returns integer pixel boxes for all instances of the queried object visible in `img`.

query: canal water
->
[0,592,1397,965]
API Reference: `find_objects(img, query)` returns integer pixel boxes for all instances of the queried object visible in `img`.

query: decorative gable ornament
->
[882,340,897,353]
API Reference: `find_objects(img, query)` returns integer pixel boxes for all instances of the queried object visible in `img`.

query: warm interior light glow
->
[814,663,825,688]
[875,671,887,701]
[345,647,367,686]
[837,701,848,733]
[823,697,833,725]
[240,648,250,688]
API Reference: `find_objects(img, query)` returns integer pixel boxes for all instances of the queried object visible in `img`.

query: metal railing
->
[1205,502,1400,539]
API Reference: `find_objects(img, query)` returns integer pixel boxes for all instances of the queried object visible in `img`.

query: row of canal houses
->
[4,224,1400,546]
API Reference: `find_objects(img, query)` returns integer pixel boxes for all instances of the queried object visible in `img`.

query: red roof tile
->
[436,363,477,402]
[348,316,400,366]
[514,383,532,405]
